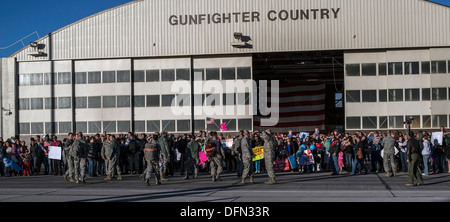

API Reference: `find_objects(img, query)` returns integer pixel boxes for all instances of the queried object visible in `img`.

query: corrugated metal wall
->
[11,0,450,61]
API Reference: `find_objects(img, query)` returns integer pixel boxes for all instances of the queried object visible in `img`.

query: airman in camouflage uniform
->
[103,134,122,180]
[143,135,161,186]
[207,131,225,182]
[241,130,254,184]
[186,134,201,179]
[232,130,244,177]
[262,129,277,184]
[70,132,88,184]
[381,132,397,177]
[63,133,74,182]
[158,132,170,181]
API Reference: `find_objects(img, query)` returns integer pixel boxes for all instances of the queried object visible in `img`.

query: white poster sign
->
[431,132,443,146]
[48,146,62,160]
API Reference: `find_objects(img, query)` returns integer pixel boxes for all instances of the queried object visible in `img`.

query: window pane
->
[388,62,403,75]
[422,88,431,101]
[432,88,447,100]
[404,62,420,75]
[134,121,145,133]
[421,61,430,74]
[44,73,56,85]
[405,89,420,101]
[388,89,403,102]
[405,115,421,129]
[206,68,220,80]
[44,122,58,134]
[222,67,236,80]
[146,95,160,107]
[134,70,145,82]
[59,122,72,134]
[19,74,30,86]
[117,96,130,108]
[31,122,44,134]
[206,94,220,106]
[237,93,251,105]
[346,117,361,129]
[422,115,431,128]
[346,90,360,103]
[362,90,376,102]
[176,69,190,81]
[103,71,116,83]
[207,119,220,131]
[362,116,377,129]
[147,120,160,133]
[389,116,404,129]
[379,116,388,129]
[194,69,204,81]
[88,72,101,84]
[161,95,175,107]
[19,123,30,135]
[346,64,360,76]
[103,96,116,108]
[161,120,175,132]
[30,98,43,110]
[238,119,252,130]
[379,90,387,102]
[75,72,87,84]
[194,94,205,106]
[432,115,447,128]
[58,72,71,84]
[88,96,101,108]
[75,122,87,134]
[237,67,251,79]
[177,94,190,106]
[222,119,236,131]
[117,121,130,133]
[88,122,101,134]
[117,70,130,82]
[45,97,57,110]
[378,63,387,76]
[177,120,190,132]
[30,73,43,85]
[193,119,205,131]
[75,97,87,109]
[103,121,116,133]
[361,63,376,76]
[223,93,236,105]
[58,97,71,109]
[161,69,175,81]
[431,61,447,74]
[146,70,160,82]
[134,95,145,107]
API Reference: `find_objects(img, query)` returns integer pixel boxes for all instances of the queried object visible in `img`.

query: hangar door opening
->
[252,51,344,133]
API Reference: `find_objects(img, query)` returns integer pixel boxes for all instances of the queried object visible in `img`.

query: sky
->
[1,0,449,58]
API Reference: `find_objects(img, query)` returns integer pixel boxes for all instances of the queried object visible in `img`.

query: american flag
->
[205,117,215,125]
[254,82,326,133]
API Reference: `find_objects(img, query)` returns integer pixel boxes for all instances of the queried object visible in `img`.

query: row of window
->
[18,118,253,135]
[346,88,450,103]
[18,93,252,110]
[346,60,450,76]
[18,67,252,86]
[346,115,449,130]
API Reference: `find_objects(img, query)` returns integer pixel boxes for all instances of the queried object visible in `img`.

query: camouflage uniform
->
[231,135,244,177]
[70,138,87,183]
[186,139,201,179]
[262,131,277,184]
[63,139,74,182]
[103,139,122,180]
[207,138,225,181]
[381,135,396,177]
[240,136,254,183]
[143,140,161,185]
[158,135,169,181]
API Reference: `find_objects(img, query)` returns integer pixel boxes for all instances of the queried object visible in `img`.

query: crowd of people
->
[1,126,449,187]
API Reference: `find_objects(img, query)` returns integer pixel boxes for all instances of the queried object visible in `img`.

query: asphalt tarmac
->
[1,170,449,202]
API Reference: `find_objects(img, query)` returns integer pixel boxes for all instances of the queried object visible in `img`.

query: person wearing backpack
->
[142,134,161,186]
[405,131,423,187]
[231,130,244,177]
[126,132,141,175]
[206,131,225,182]
[70,132,88,184]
